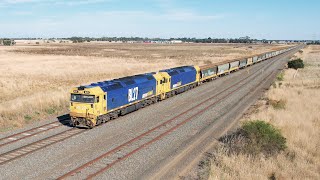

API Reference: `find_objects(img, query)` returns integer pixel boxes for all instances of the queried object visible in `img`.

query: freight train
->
[70,46,296,128]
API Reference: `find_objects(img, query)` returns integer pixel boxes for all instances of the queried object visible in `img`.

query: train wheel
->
[161,93,166,100]
[69,118,76,127]
[87,121,94,129]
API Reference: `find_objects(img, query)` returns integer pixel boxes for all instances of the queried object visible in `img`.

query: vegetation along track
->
[58,47,300,179]
[0,117,70,148]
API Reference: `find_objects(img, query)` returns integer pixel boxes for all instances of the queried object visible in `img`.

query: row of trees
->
[4,36,308,44]
[307,41,320,45]
[66,37,306,44]
[66,36,260,43]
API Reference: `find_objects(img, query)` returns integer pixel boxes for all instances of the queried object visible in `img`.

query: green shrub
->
[2,39,15,46]
[288,58,304,69]
[219,120,287,157]
[45,107,56,114]
[276,72,284,81]
[241,120,287,156]
[24,115,32,121]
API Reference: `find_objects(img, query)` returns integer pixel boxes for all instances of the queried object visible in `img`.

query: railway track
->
[151,64,282,179]
[0,117,70,148]
[58,47,292,179]
[0,128,85,165]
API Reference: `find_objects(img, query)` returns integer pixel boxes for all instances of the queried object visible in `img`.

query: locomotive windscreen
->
[71,94,95,103]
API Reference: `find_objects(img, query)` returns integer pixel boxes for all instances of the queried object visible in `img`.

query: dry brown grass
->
[0,43,290,132]
[10,43,290,66]
[209,45,320,180]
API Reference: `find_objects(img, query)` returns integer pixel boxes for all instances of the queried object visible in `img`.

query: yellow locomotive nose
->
[70,102,95,127]
[69,86,107,128]
[73,104,91,113]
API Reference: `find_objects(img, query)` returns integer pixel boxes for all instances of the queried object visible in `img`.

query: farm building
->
[171,40,183,44]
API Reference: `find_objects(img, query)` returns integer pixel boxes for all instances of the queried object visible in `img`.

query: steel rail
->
[0,128,85,165]
[0,118,69,148]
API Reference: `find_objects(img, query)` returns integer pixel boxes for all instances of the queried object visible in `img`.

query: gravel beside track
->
[0,128,85,165]
[0,46,302,180]
[0,118,70,148]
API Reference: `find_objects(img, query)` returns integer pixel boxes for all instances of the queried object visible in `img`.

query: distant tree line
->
[5,36,310,44]
[62,37,306,44]
[62,36,260,44]
[307,41,320,45]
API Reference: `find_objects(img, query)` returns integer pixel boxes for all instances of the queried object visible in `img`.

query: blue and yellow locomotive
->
[70,66,200,127]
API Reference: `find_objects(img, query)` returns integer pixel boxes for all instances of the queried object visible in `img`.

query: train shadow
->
[56,114,73,127]
[56,114,88,129]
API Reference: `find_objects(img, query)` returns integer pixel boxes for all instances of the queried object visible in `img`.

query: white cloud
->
[54,0,111,6]
[0,0,226,38]
[0,9,226,38]
[163,11,224,21]
[12,11,32,15]
[0,0,42,4]
[99,10,224,22]
[0,0,110,6]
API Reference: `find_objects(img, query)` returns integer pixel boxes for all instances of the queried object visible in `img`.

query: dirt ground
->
[209,45,320,180]
[0,42,291,131]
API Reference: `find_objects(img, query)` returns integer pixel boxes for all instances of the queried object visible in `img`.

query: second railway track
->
[0,128,85,165]
[0,117,70,148]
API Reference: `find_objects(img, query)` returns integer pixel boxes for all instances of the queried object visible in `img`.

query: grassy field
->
[0,43,290,132]
[209,45,320,179]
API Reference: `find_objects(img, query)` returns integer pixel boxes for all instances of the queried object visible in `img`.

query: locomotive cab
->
[69,86,106,128]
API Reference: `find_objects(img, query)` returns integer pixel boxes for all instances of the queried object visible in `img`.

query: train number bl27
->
[128,87,139,102]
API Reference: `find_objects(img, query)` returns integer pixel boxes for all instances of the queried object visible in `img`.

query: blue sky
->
[0,0,319,39]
